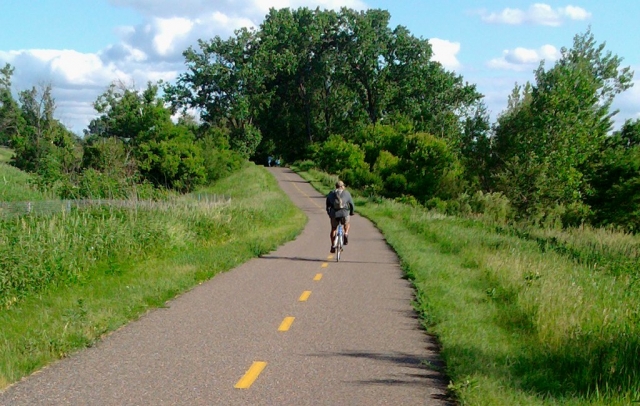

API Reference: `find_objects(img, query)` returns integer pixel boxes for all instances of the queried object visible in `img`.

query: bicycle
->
[334,223,344,261]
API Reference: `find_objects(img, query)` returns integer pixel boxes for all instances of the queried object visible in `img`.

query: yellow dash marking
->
[299,291,312,302]
[234,361,267,389]
[278,317,295,332]
[327,255,334,259]
[314,273,323,281]
[321,263,328,268]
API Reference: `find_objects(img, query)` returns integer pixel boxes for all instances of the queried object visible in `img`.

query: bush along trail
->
[0,164,306,390]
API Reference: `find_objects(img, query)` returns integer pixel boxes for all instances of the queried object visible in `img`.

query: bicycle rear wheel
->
[336,225,343,262]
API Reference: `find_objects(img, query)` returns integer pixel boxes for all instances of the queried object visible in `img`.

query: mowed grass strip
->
[296,167,640,406]
[0,164,306,390]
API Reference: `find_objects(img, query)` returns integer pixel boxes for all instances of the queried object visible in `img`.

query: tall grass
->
[0,163,306,390]
[297,168,640,405]
[0,158,50,202]
[0,147,12,164]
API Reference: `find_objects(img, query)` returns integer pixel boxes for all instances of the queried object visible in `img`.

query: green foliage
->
[293,159,316,172]
[313,135,368,174]
[167,7,481,164]
[229,123,262,158]
[197,129,244,183]
[491,29,634,221]
[401,132,460,203]
[0,64,22,148]
[470,191,512,224]
[137,129,206,192]
[587,119,640,231]
[89,82,172,143]
[339,167,383,195]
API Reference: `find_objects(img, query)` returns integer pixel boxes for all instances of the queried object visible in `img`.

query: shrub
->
[471,190,512,224]
[339,168,383,194]
[294,160,316,172]
[314,135,368,175]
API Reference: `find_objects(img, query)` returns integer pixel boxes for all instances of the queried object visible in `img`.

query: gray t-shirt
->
[326,189,354,218]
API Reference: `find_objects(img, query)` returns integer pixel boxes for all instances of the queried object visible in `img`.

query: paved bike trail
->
[0,167,450,405]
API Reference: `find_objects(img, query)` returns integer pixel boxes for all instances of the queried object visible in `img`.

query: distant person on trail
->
[326,180,354,253]
[268,156,273,167]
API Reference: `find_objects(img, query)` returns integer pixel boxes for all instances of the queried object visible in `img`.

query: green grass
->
[0,147,12,164]
[0,148,50,202]
[296,167,640,405]
[0,163,307,390]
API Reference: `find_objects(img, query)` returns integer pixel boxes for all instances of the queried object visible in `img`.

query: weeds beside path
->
[296,167,640,406]
[0,164,306,390]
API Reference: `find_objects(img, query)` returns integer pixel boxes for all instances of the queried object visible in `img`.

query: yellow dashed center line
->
[235,361,267,389]
[327,255,334,259]
[314,273,323,281]
[289,178,323,209]
[321,262,328,268]
[278,317,295,332]
[299,291,312,302]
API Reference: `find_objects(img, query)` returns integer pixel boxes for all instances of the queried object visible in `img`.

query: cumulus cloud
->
[487,44,561,71]
[612,74,640,128]
[478,3,591,26]
[429,38,462,70]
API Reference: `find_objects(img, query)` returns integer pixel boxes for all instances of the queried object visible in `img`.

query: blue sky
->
[1,0,638,133]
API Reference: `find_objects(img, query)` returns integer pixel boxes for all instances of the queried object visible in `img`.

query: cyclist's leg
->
[330,217,338,252]
[343,216,350,244]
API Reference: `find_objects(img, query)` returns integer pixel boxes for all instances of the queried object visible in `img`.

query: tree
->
[490,29,634,218]
[164,28,263,157]
[10,83,79,185]
[89,82,207,191]
[0,64,23,147]
[588,119,640,230]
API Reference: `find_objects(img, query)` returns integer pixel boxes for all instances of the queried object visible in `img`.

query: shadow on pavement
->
[306,350,453,404]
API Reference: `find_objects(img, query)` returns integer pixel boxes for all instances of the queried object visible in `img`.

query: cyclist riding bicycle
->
[326,180,354,253]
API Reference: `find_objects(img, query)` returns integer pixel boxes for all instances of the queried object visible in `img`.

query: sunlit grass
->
[296,167,640,405]
[0,163,306,389]
[0,155,50,202]
[0,147,12,164]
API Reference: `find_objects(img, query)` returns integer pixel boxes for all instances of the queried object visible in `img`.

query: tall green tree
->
[490,29,634,218]
[10,84,79,184]
[164,28,263,157]
[0,64,24,147]
[588,119,640,230]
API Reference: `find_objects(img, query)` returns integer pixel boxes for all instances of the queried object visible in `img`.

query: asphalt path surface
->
[0,167,451,405]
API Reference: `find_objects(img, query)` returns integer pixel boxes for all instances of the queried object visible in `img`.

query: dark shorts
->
[330,216,349,229]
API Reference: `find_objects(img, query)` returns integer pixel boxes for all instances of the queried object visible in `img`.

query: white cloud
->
[152,17,194,56]
[488,45,561,71]
[429,38,461,70]
[479,3,591,26]
[612,74,640,128]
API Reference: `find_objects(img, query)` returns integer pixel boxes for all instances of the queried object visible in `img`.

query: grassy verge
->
[0,148,50,202]
[0,163,306,390]
[296,167,640,405]
[0,147,12,164]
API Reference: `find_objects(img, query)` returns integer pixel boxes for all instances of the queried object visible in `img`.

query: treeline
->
[1,6,638,231]
[163,7,639,231]
[0,70,244,199]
